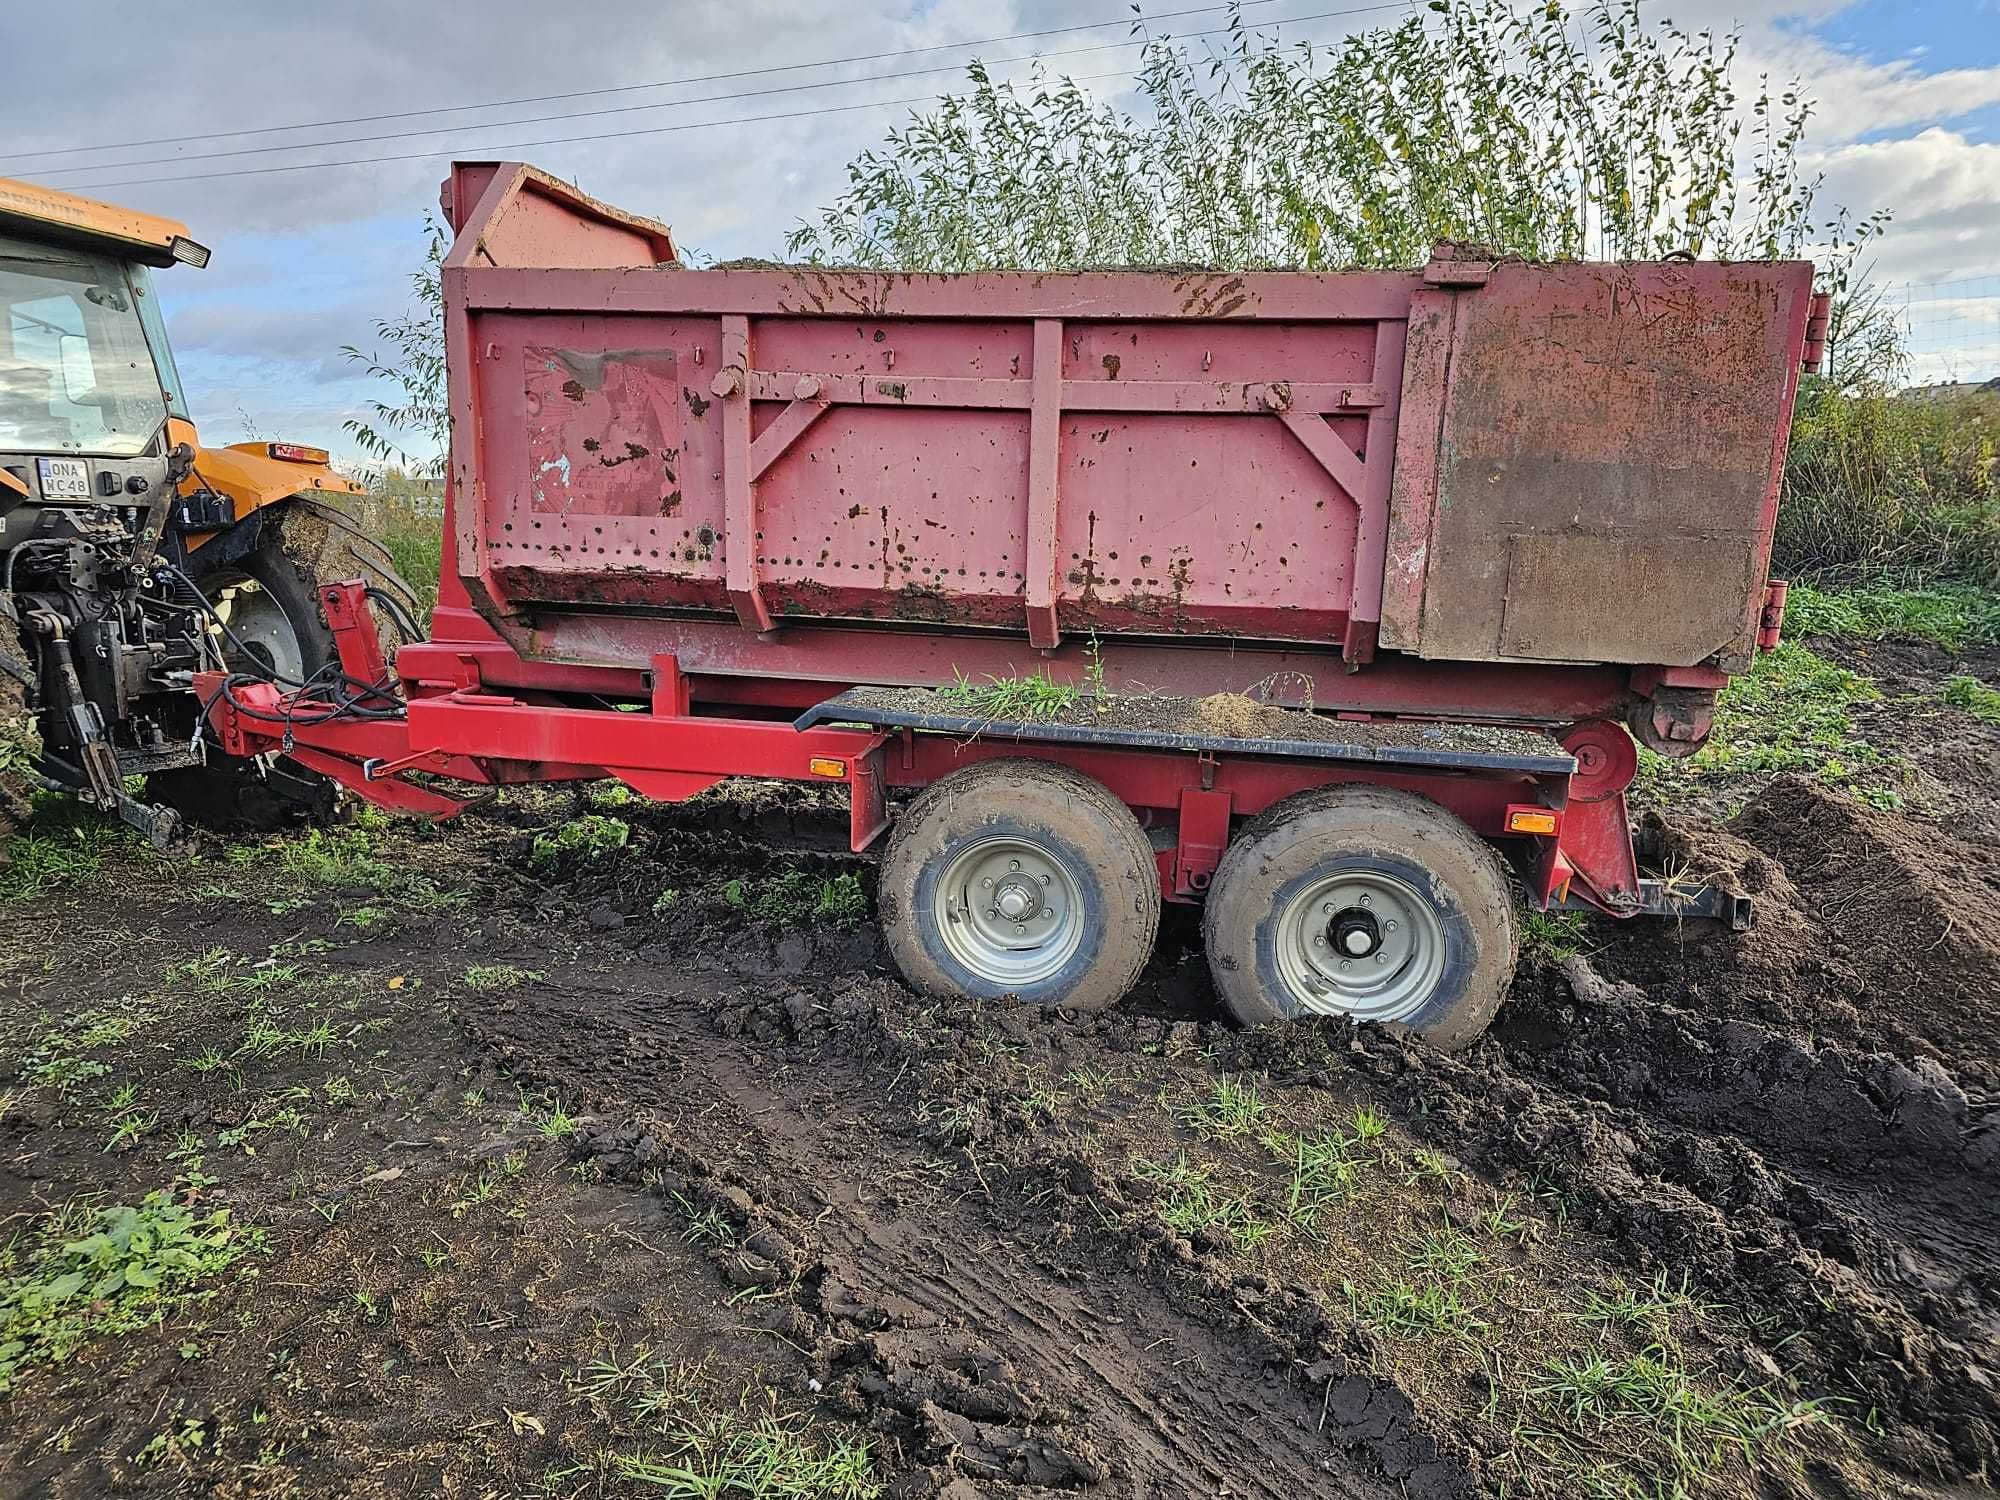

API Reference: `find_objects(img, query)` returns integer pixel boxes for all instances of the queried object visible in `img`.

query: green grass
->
[1574,1270,1714,1342]
[1784,581,2000,651]
[1941,674,2000,724]
[608,1411,879,1497]
[463,963,540,993]
[706,869,868,927]
[277,826,397,888]
[566,1350,878,1497]
[0,810,133,904]
[1638,641,1880,802]
[379,508,443,625]
[937,666,1081,721]
[1261,1128,1364,1229]
[1344,1275,1487,1340]
[1130,1151,1272,1252]
[530,814,631,869]
[12,1004,158,1095]
[0,1191,258,1391]
[1178,1075,1268,1138]
[1528,1345,1829,1493]
[1520,910,1587,963]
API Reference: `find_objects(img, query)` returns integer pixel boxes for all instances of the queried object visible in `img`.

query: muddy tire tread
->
[881,759,1159,1013]
[1202,784,1518,1048]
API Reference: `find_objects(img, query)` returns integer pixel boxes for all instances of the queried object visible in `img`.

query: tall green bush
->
[1776,386,1999,585]
[790,0,1875,273]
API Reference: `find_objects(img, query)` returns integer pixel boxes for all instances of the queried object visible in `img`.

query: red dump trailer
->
[202,162,1825,1046]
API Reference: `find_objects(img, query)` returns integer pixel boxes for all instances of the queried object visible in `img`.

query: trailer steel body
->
[201,162,1822,1041]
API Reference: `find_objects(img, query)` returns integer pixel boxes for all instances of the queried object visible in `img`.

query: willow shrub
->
[789,0,1876,273]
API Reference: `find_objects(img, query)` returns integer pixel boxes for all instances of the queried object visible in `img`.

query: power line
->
[4,0,1404,172]
[48,72,1140,193]
[35,4,1401,184]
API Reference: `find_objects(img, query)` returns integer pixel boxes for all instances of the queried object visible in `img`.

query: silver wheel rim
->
[211,575,307,683]
[933,835,1085,988]
[1272,869,1446,1022]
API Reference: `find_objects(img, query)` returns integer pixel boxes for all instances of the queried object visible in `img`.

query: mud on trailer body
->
[199,162,1825,1046]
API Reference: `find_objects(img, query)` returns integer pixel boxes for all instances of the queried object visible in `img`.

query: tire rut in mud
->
[464,979,1430,1497]
[441,770,1999,1495]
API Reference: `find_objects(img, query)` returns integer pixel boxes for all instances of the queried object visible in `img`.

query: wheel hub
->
[934,837,1082,988]
[1273,871,1447,1022]
[992,876,1043,923]
[1329,908,1381,958]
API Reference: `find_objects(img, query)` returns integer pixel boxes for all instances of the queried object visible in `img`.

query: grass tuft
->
[1131,1152,1271,1252]
[463,963,540,993]
[1178,1075,1268,1138]
[610,1410,879,1497]
[1940,674,2000,724]
[936,666,1081,721]
[530,815,631,869]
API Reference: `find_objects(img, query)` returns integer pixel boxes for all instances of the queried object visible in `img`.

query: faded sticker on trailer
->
[523,346,683,518]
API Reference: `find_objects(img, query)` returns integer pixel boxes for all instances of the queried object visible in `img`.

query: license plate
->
[37,458,89,499]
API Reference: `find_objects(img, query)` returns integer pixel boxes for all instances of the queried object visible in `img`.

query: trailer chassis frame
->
[198,580,1660,922]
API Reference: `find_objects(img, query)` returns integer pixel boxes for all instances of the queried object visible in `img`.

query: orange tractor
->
[0,176,419,837]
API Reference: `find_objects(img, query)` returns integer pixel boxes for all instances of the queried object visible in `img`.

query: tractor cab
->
[0,179,205,531]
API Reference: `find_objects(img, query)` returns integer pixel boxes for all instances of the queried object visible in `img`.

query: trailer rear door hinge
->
[1802,293,1832,373]
[1759,579,1789,651]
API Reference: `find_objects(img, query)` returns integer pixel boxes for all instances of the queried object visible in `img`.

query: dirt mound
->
[1609,777,2000,1087]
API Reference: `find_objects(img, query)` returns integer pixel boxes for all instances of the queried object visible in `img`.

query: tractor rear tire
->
[150,500,423,833]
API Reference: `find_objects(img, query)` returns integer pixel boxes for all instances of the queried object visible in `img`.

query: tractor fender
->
[179,441,365,554]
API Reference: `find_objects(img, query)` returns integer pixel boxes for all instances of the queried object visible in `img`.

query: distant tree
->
[343,214,447,478]
[789,0,1882,282]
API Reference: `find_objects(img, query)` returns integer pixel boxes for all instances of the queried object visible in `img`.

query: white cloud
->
[8,0,1998,455]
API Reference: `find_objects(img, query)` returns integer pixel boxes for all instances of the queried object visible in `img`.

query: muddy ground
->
[0,638,1995,1499]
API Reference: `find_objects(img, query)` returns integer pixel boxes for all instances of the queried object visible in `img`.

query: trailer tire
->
[1202,786,1517,1050]
[880,760,1159,1013]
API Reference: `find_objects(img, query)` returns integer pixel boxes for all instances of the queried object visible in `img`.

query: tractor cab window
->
[0,234,168,458]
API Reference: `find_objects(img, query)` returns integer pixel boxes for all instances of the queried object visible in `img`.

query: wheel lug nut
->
[982,878,992,888]
[1322,902,1334,915]
[1040,874,1051,885]
[1009,860,1021,871]
[1385,919,1398,932]
[1339,960,1351,971]
[1015,925,1026,935]
[1376,953,1388,964]
[987,908,998,918]
[1313,935,1325,947]
[1358,894,1371,907]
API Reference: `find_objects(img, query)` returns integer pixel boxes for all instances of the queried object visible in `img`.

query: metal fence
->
[1894,274,2000,388]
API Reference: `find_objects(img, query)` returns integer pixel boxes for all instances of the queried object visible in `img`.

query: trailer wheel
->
[880,760,1159,1012]
[1201,786,1517,1049]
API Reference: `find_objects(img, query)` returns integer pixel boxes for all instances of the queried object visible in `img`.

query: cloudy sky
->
[4,0,1995,464]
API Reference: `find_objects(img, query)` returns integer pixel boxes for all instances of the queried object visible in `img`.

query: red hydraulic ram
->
[201,161,1822,1045]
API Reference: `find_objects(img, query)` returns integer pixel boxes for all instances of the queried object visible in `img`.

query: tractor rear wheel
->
[150,500,423,833]
[1201,785,1518,1049]
[880,760,1160,1012]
